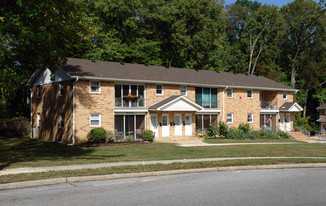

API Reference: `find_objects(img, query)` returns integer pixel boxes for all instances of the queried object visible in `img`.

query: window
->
[227,113,233,123]
[115,115,145,139]
[196,114,218,135]
[37,113,41,127]
[90,113,101,127]
[247,113,253,123]
[195,87,218,108]
[90,81,101,93]
[156,85,163,95]
[180,86,187,96]
[37,86,41,98]
[283,91,287,100]
[59,84,64,96]
[115,84,145,107]
[59,114,64,128]
[226,88,233,98]
[247,90,253,98]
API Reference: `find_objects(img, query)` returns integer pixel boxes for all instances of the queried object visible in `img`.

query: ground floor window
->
[115,115,145,140]
[196,114,218,135]
[260,114,277,131]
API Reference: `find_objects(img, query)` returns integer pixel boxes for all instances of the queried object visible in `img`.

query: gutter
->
[223,86,228,122]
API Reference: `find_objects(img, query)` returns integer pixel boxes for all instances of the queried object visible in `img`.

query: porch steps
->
[289,132,313,142]
[155,136,202,142]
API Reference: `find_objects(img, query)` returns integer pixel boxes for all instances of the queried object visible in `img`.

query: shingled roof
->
[62,58,297,91]
[317,103,326,110]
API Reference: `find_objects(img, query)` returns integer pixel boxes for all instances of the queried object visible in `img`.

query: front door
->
[280,114,285,131]
[150,114,159,137]
[162,114,170,137]
[185,114,192,136]
[286,113,291,132]
[321,124,325,134]
[174,114,182,136]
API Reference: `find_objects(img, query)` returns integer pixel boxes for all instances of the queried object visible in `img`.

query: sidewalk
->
[1,156,326,176]
[177,140,300,147]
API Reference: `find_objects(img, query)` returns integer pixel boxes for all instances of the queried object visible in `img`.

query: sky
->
[224,0,295,7]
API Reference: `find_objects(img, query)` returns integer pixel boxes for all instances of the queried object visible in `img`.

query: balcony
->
[115,98,146,108]
[260,101,277,110]
[196,100,218,109]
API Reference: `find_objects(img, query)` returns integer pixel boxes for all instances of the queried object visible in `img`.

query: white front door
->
[286,113,291,132]
[162,114,170,137]
[185,114,192,136]
[174,114,182,136]
[280,114,285,131]
[150,114,159,137]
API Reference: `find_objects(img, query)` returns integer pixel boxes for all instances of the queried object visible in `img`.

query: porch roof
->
[317,118,326,123]
[317,103,326,110]
[149,95,203,112]
[279,102,303,112]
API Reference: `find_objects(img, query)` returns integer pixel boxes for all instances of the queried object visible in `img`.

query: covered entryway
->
[279,102,303,132]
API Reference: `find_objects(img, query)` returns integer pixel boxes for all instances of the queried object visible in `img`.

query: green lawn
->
[203,138,300,144]
[1,136,326,170]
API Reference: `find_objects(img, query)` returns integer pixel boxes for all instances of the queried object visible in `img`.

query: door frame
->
[150,114,159,137]
[280,113,285,131]
[286,113,291,132]
[185,113,192,136]
[174,114,182,136]
[162,114,170,137]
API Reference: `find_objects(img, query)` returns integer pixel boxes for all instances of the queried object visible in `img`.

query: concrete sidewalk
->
[1,156,326,176]
[177,141,300,147]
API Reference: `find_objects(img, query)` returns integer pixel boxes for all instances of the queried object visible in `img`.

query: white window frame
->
[156,85,163,95]
[37,113,41,127]
[37,86,41,98]
[226,88,233,98]
[59,114,64,128]
[90,113,101,127]
[247,113,253,123]
[90,81,101,93]
[283,91,287,100]
[180,86,187,96]
[226,113,233,123]
[59,84,64,97]
[247,89,253,99]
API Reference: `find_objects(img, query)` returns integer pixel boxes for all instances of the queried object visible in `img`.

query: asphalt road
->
[1,168,326,206]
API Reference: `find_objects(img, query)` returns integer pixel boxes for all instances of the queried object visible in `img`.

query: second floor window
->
[283,91,287,100]
[247,90,253,98]
[90,81,101,93]
[226,88,233,98]
[156,85,163,95]
[180,86,187,96]
[195,87,218,108]
[115,84,145,107]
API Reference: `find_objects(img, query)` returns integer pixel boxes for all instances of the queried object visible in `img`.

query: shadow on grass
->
[0,136,125,170]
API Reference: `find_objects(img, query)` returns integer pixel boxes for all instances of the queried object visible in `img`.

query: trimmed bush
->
[258,130,279,139]
[238,123,251,134]
[143,130,154,141]
[0,119,30,137]
[226,128,256,140]
[277,130,290,139]
[207,124,218,138]
[218,121,228,137]
[106,130,115,142]
[87,128,106,143]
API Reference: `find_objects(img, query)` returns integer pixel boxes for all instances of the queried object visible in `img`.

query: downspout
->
[30,88,33,138]
[223,86,228,122]
[69,77,79,146]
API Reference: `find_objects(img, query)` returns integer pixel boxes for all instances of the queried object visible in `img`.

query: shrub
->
[238,123,251,134]
[207,124,218,138]
[125,137,133,142]
[203,134,214,140]
[218,121,228,137]
[226,128,255,140]
[87,128,106,143]
[257,130,278,139]
[106,130,115,142]
[143,130,154,141]
[277,130,290,139]
[0,119,30,137]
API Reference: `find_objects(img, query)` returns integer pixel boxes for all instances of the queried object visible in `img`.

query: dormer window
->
[90,81,101,93]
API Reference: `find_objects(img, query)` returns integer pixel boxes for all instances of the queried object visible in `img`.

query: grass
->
[2,136,326,170]
[203,138,299,144]
[1,158,326,184]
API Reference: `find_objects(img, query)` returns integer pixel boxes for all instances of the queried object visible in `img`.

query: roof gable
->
[279,102,303,112]
[28,68,71,86]
[149,95,203,111]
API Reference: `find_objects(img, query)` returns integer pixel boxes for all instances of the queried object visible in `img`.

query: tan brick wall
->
[75,80,114,143]
[222,88,260,130]
[32,81,73,143]
[319,109,326,118]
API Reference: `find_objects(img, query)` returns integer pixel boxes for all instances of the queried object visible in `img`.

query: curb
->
[1,163,326,191]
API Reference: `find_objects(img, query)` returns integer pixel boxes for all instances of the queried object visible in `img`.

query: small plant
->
[238,123,251,134]
[218,121,228,137]
[277,130,290,139]
[125,137,133,142]
[203,134,213,140]
[106,130,115,142]
[87,128,106,143]
[207,124,218,138]
[143,130,154,141]
[198,133,203,138]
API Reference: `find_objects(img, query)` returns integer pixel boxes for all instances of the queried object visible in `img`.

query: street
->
[1,168,326,206]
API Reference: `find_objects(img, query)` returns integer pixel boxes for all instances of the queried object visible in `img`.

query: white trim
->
[260,109,279,114]
[180,86,187,96]
[37,113,41,127]
[30,88,33,138]
[247,113,253,123]
[226,88,233,98]
[196,109,221,114]
[114,109,148,113]
[90,81,101,93]
[156,85,164,96]
[223,87,228,122]
[90,113,101,127]
[71,76,299,92]
[247,89,253,99]
[226,113,233,123]
[154,96,203,111]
